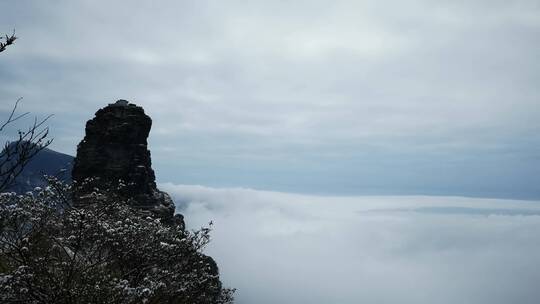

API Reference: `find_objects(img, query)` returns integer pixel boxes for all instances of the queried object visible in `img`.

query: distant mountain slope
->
[3,144,73,193]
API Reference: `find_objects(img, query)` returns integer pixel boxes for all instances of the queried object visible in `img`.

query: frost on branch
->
[0,178,235,303]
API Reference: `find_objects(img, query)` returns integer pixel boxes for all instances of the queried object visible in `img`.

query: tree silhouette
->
[0,30,16,53]
[1,31,52,192]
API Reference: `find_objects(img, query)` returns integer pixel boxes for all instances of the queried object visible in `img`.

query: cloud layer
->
[162,183,540,304]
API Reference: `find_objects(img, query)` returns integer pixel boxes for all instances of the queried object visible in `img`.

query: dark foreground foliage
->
[0,178,234,303]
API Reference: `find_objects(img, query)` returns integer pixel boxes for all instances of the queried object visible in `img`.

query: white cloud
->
[161,183,540,304]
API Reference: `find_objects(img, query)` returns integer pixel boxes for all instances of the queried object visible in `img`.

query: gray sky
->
[1,0,539,198]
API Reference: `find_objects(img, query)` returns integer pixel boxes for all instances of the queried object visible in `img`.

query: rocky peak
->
[72,100,182,226]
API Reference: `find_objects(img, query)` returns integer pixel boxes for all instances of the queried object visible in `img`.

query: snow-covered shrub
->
[0,178,234,303]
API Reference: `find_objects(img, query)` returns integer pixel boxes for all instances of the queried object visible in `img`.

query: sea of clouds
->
[161,183,540,304]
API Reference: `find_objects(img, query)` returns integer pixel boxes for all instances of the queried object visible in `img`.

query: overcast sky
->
[1,0,539,198]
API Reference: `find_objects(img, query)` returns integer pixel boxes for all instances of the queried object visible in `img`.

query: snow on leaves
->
[0,178,234,303]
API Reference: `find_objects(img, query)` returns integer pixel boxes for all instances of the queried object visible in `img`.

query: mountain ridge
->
[2,142,73,193]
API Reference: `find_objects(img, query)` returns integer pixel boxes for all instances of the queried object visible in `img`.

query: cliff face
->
[72,100,182,226]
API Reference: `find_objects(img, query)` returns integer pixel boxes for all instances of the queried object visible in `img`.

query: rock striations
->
[72,100,183,226]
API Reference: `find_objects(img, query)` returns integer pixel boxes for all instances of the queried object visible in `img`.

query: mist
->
[162,183,540,304]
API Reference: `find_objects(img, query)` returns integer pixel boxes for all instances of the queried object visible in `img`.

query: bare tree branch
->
[0,100,53,192]
[0,31,54,192]
[0,98,29,132]
[0,30,17,53]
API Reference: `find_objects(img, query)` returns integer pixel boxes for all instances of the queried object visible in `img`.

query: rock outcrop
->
[72,100,183,226]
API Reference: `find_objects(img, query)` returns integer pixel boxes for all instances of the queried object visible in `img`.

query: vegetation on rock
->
[0,178,235,303]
